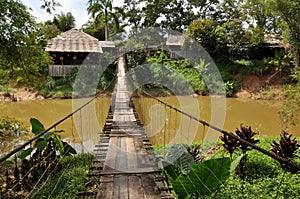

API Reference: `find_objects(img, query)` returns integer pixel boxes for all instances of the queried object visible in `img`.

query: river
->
[0,96,299,155]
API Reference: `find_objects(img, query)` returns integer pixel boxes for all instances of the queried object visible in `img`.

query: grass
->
[204,136,300,199]
[30,153,92,199]
[154,136,300,198]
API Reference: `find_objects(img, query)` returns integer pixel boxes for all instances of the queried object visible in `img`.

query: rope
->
[141,91,300,171]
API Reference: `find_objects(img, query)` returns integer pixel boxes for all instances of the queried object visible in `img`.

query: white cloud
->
[23,0,90,28]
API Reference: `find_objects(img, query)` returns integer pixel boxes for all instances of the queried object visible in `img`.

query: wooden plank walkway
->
[81,57,173,199]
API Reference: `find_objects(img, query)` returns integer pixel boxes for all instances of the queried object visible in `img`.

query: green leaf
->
[172,157,231,198]
[52,134,64,154]
[165,144,195,175]
[30,118,45,135]
[230,154,245,174]
[36,140,48,151]
[19,148,33,161]
[53,130,64,133]
[2,160,14,166]
[62,141,77,155]
[43,132,54,141]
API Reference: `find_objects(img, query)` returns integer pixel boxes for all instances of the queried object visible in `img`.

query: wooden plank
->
[97,176,114,199]
[103,137,118,170]
[113,175,129,199]
[141,174,161,199]
[128,175,144,199]
[116,137,128,171]
[99,167,161,175]
[126,137,138,170]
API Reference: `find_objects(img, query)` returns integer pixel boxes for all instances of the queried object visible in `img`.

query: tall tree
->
[87,0,113,40]
[188,0,219,19]
[271,0,300,68]
[0,0,51,88]
[122,0,142,29]
[53,12,76,32]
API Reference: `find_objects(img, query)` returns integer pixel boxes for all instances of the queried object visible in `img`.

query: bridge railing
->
[0,70,117,197]
[134,91,300,171]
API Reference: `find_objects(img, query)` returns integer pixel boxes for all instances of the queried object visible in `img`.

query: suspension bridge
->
[1,56,300,198]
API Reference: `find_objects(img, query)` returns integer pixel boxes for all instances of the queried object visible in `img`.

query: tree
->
[122,0,142,29]
[87,0,113,40]
[82,20,105,40]
[188,0,219,19]
[53,12,76,32]
[271,0,300,68]
[0,0,52,88]
[38,21,61,41]
[40,0,61,13]
[187,18,220,58]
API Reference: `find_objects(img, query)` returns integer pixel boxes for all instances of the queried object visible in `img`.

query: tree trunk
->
[295,48,299,69]
[105,10,108,41]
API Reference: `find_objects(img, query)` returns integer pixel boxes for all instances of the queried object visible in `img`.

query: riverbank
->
[0,88,113,102]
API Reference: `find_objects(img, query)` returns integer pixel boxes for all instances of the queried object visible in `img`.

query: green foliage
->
[0,0,52,88]
[0,116,26,137]
[30,154,92,198]
[271,0,300,67]
[0,118,76,196]
[53,12,76,32]
[30,118,45,135]
[271,131,300,172]
[162,144,232,198]
[163,144,195,180]
[205,137,300,199]
[172,157,231,198]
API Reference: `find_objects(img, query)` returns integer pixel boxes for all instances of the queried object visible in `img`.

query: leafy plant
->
[1,118,76,197]
[0,116,27,137]
[184,144,203,163]
[172,157,231,198]
[162,144,233,198]
[163,144,195,180]
[235,124,259,154]
[220,124,259,176]
[271,130,300,171]
[220,133,238,158]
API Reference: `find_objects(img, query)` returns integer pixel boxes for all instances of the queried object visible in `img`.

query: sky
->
[22,0,123,29]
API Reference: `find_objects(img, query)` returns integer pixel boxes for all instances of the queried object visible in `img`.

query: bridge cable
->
[141,90,300,171]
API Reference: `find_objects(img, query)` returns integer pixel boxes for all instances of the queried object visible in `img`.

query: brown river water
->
[0,96,299,155]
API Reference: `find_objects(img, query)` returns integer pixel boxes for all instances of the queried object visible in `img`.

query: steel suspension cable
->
[141,91,300,171]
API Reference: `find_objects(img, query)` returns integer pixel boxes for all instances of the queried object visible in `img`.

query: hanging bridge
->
[1,57,300,198]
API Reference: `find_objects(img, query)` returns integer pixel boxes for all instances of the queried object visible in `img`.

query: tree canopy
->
[0,0,51,88]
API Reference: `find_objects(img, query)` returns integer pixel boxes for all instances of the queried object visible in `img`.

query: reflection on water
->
[133,96,300,146]
[0,97,111,155]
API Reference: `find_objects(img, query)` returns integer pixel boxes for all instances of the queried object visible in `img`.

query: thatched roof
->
[45,28,103,53]
[99,41,115,48]
[166,35,183,46]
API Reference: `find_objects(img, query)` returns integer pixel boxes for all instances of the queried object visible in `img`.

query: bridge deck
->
[94,57,165,199]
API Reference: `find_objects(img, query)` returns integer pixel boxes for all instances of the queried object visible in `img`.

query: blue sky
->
[23,0,123,29]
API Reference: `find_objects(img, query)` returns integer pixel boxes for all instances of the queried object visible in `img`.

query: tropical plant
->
[235,124,259,154]
[162,144,233,198]
[53,12,76,32]
[184,144,203,163]
[0,116,26,137]
[172,157,231,198]
[1,118,76,197]
[271,130,300,172]
[87,0,124,40]
[220,133,238,158]
[220,124,259,176]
